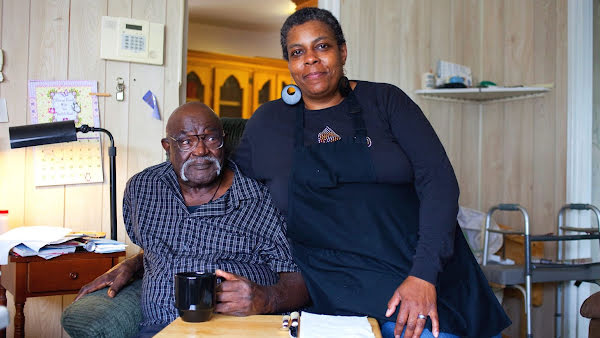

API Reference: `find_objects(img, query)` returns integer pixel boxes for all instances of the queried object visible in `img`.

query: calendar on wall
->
[28,80,104,186]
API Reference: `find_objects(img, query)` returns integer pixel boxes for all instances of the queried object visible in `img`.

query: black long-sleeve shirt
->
[233,81,459,285]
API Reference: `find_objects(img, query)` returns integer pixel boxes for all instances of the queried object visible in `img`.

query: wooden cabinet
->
[186,64,213,106]
[0,251,125,338]
[214,67,252,118]
[275,71,294,102]
[252,71,277,113]
[186,50,292,118]
[292,0,319,10]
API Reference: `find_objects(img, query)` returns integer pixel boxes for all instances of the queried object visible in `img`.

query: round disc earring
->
[281,84,302,105]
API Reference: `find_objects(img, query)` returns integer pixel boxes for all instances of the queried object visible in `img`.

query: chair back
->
[221,117,247,157]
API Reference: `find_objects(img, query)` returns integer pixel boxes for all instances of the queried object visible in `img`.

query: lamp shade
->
[9,120,78,149]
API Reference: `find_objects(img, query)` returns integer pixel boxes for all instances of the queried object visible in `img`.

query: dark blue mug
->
[174,272,218,322]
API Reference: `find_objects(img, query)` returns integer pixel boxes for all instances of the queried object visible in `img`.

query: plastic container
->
[421,71,435,89]
[0,210,8,234]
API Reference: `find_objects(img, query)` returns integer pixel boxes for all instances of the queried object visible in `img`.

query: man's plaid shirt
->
[124,160,298,327]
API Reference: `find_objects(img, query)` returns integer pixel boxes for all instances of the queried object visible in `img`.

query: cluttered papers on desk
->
[84,238,127,253]
[299,312,375,338]
[0,226,72,264]
[11,242,79,260]
[0,226,126,264]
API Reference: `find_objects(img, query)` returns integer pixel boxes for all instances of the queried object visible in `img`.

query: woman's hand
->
[386,276,439,338]
[215,269,270,316]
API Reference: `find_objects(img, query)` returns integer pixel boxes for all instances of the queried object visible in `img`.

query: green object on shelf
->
[479,81,497,87]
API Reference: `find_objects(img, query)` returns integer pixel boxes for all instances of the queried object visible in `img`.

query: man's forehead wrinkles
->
[175,125,219,135]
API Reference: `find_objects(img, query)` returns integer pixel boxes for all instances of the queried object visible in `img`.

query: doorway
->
[185,0,295,117]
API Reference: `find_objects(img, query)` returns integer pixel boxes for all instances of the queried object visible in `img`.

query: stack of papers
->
[13,244,76,259]
[84,238,127,253]
[0,226,73,264]
[299,312,375,338]
[0,226,127,264]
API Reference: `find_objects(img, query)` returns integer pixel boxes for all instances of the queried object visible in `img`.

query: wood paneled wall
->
[0,0,185,336]
[340,1,567,337]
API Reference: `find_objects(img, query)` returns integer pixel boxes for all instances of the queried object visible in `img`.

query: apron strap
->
[346,91,368,143]
[294,99,305,148]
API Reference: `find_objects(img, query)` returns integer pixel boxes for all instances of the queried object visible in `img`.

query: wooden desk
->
[156,314,382,338]
[0,251,124,338]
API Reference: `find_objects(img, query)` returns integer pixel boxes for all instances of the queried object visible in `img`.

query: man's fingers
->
[107,272,132,297]
[217,287,246,302]
[74,289,89,302]
[215,269,240,281]
[74,280,109,301]
[107,281,121,298]
[214,302,245,317]
[218,280,252,294]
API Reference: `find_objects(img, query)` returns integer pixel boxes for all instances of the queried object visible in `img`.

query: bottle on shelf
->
[0,210,8,234]
[421,69,435,90]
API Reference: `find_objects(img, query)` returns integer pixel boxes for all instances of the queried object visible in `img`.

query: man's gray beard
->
[180,156,222,182]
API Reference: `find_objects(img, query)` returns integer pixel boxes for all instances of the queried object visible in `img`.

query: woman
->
[233,7,510,338]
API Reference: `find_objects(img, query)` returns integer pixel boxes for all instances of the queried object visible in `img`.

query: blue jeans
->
[135,323,168,338]
[380,321,501,338]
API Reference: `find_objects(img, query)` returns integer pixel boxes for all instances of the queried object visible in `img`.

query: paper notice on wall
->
[28,80,104,186]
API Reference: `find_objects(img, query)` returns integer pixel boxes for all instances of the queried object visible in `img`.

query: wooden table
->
[156,314,382,337]
[0,251,124,338]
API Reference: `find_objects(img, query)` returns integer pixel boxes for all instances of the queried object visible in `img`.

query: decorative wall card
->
[28,80,103,186]
[142,90,161,120]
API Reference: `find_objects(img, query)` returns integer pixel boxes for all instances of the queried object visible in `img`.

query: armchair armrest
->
[61,279,143,338]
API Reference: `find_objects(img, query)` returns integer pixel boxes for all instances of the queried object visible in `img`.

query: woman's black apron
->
[286,91,510,337]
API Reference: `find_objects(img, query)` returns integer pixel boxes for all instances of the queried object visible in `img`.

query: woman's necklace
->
[208,175,223,203]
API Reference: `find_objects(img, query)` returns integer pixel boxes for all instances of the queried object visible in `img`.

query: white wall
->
[0,0,186,336]
[340,1,567,337]
[188,23,282,59]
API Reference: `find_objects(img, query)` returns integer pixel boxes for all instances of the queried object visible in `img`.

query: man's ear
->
[161,138,171,157]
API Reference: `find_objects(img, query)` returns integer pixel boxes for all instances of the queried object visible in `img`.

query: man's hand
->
[74,252,143,302]
[214,269,270,316]
[385,276,439,338]
[214,270,309,317]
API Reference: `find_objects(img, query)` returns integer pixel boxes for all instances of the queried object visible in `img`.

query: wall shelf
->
[415,87,550,103]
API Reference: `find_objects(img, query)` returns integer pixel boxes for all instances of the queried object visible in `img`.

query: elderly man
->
[75,102,308,337]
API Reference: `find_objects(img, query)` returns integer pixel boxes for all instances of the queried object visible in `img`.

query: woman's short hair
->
[280,7,346,61]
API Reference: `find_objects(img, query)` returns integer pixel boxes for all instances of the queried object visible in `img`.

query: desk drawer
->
[28,257,113,293]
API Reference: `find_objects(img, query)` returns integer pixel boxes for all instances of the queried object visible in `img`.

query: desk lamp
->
[8,120,118,240]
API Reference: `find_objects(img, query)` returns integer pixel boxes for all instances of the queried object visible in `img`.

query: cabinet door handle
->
[69,272,79,280]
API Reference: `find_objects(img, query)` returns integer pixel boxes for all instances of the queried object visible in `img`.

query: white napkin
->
[299,312,376,338]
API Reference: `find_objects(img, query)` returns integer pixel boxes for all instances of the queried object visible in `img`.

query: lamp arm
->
[77,125,118,240]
